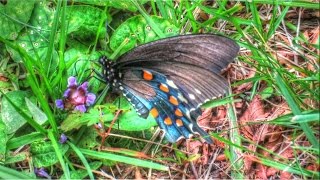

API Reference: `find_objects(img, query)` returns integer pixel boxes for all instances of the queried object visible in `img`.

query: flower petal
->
[34,167,50,178]
[86,93,96,105]
[55,99,64,109]
[59,134,67,144]
[79,82,88,92]
[68,76,77,87]
[63,88,71,98]
[75,105,86,112]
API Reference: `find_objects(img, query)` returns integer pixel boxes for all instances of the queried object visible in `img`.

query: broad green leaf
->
[6,1,58,70]
[1,91,32,134]
[60,106,115,132]
[114,97,157,131]
[60,161,102,179]
[0,0,35,40]
[30,140,69,168]
[76,127,100,150]
[110,15,179,57]
[107,0,149,12]
[7,132,45,150]
[0,119,7,162]
[66,5,107,41]
[4,152,27,164]
[0,165,33,179]
[72,0,148,12]
[25,97,47,125]
[60,113,86,132]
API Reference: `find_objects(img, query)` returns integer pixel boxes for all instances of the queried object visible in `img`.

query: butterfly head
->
[99,56,117,83]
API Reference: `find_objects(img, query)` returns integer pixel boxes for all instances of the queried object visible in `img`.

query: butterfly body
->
[99,34,239,143]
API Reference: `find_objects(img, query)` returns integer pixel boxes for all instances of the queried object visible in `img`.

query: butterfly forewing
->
[115,34,239,73]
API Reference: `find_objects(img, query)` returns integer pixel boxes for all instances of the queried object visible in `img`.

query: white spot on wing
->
[166,80,178,89]
[188,124,194,132]
[185,110,191,119]
[177,93,188,103]
[195,88,202,94]
[189,94,196,100]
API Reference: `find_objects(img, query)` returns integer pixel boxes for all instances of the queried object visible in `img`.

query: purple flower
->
[55,99,64,109]
[34,167,50,178]
[55,76,96,113]
[59,134,67,144]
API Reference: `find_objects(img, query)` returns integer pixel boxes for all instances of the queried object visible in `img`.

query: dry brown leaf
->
[239,95,267,140]
[189,140,203,154]
[244,154,254,173]
[256,163,268,179]
[280,171,292,180]
[266,167,279,177]
[216,154,226,161]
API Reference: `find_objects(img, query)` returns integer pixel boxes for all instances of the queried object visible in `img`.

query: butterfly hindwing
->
[120,68,213,143]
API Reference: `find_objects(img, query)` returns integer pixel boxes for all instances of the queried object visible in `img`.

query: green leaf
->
[4,152,27,164]
[6,1,58,68]
[260,86,274,99]
[0,165,33,179]
[25,97,47,125]
[115,97,157,131]
[30,140,69,168]
[76,127,100,150]
[60,113,85,132]
[60,106,115,132]
[7,132,45,150]
[0,119,7,162]
[110,15,179,57]
[80,148,168,171]
[60,161,101,179]
[1,92,47,135]
[109,0,149,12]
[201,97,237,109]
[1,91,32,134]
[0,0,35,40]
[71,0,148,12]
[66,5,107,41]
[292,112,320,123]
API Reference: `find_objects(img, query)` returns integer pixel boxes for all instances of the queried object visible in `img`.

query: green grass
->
[0,0,319,179]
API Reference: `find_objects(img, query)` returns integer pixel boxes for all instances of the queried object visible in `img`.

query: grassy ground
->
[0,0,319,179]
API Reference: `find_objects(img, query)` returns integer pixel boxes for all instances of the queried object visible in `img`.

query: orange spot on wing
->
[174,109,183,117]
[169,96,179,106]
[176,119,183,127]
[150,107,159,118]
[159,83,169,93]
[164,117,172,125]
[142,70,153,80]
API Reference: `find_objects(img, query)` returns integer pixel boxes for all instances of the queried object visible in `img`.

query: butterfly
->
[98,34,239,144]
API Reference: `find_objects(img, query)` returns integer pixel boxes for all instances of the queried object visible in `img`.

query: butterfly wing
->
[106,34,239,143]
[119,68,213,143]
[115,34,239,73]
